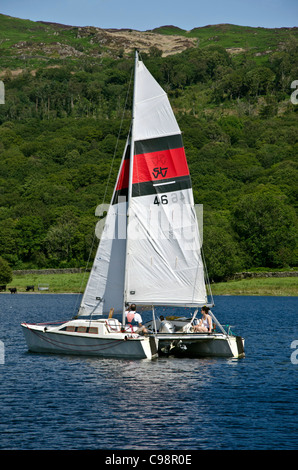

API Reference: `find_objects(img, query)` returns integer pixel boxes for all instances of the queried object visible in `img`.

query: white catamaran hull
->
[145,318,245,359]
[21,319,158,360]
[155,333,245,358]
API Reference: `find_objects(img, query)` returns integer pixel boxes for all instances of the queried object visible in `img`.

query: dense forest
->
[0,15,297,281]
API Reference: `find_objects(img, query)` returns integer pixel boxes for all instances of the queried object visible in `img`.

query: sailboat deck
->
[21,318,140,338]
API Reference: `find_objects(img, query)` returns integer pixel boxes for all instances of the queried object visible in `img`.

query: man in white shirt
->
[125,304,147,333]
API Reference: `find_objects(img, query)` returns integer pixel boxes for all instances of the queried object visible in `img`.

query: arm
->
[207,315,212,333]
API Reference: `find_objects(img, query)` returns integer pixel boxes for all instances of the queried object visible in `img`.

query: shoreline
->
[2,270,297,297]
[1,292,297,297]
[0,291,82,294]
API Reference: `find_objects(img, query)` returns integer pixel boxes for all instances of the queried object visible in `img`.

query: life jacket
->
[127,311,135,323]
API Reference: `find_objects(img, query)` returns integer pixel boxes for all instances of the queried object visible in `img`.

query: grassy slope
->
[152,23,298,52]
[212,277,298,296]
[7,272,88,293]
[0,14,57,49]
[0,13,95,65]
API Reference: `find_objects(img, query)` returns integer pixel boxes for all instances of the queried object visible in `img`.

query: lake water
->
[0,293,297,450]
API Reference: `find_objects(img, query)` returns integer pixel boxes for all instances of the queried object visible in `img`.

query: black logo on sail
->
[152,167,168,179]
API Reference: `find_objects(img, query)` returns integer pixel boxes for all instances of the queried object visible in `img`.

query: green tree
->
[246,67,275,97]
[15,216,45,264]
[44,214,85,265]
[149,46,162,58]
[203,212,244,281]
[232,186,297,267]
[0,218,18,266]
[0,257,13,284]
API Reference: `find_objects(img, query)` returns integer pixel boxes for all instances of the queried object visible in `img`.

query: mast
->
[122,50,138,327]
[128,50,138,205]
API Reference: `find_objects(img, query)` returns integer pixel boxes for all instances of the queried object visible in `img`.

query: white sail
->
[134,60,181,141]
[125,57,207,307]
[78,201,127,316]
[78,140,129,316]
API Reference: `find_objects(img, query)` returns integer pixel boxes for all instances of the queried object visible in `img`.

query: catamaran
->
[22,51,244,359]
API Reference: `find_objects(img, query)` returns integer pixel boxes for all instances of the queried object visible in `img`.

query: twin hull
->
[21,318,245,360]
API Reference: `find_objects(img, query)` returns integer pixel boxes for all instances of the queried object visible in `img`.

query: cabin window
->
[61,325,98,333]
[66,326,75,332]
[88,327,98,334]
[77,326,87,333]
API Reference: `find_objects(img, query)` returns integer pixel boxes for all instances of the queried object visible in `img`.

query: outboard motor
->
[159,320,175,333]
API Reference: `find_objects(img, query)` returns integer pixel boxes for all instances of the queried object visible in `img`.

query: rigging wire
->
[201,245,214,306]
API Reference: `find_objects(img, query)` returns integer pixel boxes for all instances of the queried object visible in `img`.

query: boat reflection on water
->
[82,354,217,394]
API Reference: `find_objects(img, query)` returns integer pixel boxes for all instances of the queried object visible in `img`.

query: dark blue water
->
[0,293,297,450]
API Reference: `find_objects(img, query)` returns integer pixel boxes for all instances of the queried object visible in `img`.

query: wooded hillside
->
[0,15,297,280]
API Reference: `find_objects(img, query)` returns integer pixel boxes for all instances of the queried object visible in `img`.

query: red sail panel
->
[115,147,189,191]
[115,159,130,191]
[133,147,189,184]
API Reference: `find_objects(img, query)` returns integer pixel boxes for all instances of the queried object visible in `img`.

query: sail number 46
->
[154,195,168,205]
[154,193,185,205]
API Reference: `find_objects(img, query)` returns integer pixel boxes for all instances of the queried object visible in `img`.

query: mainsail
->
[78,52,207,317]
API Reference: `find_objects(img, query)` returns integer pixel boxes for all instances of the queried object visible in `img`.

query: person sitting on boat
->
[125,304,147,334]
[193,306,212,333]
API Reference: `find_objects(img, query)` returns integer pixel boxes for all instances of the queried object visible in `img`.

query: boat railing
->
[23,320,69,327]
[223,325,236,336]
[105,319,122,332]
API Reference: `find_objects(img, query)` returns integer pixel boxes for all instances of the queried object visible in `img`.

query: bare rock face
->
[75,26,196,56]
